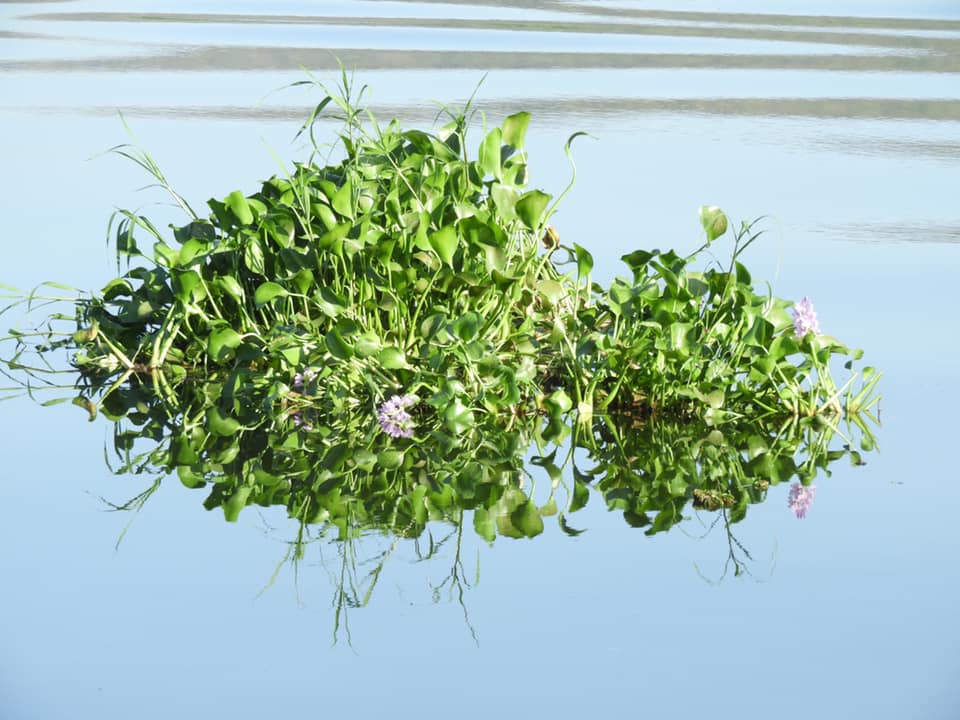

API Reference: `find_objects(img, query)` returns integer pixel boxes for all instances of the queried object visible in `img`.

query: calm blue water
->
[1,2,959,718]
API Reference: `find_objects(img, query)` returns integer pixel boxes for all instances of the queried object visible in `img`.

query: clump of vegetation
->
[0,73,879,536]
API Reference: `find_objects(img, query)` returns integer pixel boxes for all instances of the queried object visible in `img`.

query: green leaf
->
[354,331,382,358]
[495,512,525,539]
[170,433,199,465]
[570,479,590,512]
[325,327,353,360]
[428,225,458,267]
[177,238,208,266]
[490,183,517,221]
[511,500,544,537]
[226,191,254,225]
[669,323,692,354]
[502,111,531,150]
[516,190,551,230]
[117,299,155,323]
[214,275,244,303]
[205,406,241,436]
[244,238,265,274]
[380,346,408,369]
[558,513,586,536]
[207,327,243,362]
[101,278,133,301]
[444,398,475,435]
[621,249,657,272]
[483,243,506,273]
[478,127,503,179]
[573,242,594,278]
[452,312,480,342]
[171,270,202,304]
[153,241,179,268]
[254,281,288,307]
[699,205,728,243]
[378,449,405,469]
[177,466,206,489]
[315,286,346,318]
[545,389,573,416]
[705,390,725,409]
[537,279,566,308]
[317,204,337,231]
[473,507,496,542]
[332,180,354,220]
[223,486,252,521]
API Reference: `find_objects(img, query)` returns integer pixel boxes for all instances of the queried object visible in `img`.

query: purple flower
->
[292,368,317,393]
[791,297,820,338]
[788,482,816,519]
[377,394,417,439]
[292,411,312,432]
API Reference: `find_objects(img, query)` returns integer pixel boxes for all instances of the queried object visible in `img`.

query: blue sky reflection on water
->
[1,1,959,718]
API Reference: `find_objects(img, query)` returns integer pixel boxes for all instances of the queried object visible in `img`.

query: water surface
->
[1,1,958,718]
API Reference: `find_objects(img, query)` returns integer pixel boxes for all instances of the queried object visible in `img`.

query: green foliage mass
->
[0,75,879,542]
[60,83,875,430]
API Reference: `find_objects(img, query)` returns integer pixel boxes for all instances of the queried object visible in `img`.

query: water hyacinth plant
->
[791,297,821,338]
[0,72,880,541]
[377,394,417,438]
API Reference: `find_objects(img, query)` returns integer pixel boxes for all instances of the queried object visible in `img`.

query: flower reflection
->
[788,482,816,519]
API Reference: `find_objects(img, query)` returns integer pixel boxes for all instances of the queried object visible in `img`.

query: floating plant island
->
[1,76,879,544]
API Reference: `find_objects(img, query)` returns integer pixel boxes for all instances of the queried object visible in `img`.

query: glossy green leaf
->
[254,281,289,307]
[223,486,252,521]
[699,205,727,243]
[537,279,566,307]
[452,312,480,342]
[354,331,382,358]
[214,275,244,303]
[325,327,353,359]
[226,191,254,225]
[206,406,241,436]
[444,398,475,435]
[478,127,503,178]
[207,327,242,362]
[428,225,458,267]
[177,238,208,266]
[177,466,206,489]
[516,189,551,230]
[332,180,354,219]
[490,183,517,220]
[558,513,586,537]
[512,500,544,537]
[380,346,408,369]
[570,479,590,512]
[573,242,594,278]
[244,238,265,274]
[378,449,405,469]
[502,111,531,150]
[473,507,496,542]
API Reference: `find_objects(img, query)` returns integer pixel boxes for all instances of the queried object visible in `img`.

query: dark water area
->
[1,2,958,718]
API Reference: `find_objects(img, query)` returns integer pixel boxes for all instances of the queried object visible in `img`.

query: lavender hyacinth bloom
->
[291,411,312,432]
[292,368,317,393]
[788,482,816,519]
[378,394,417,438]
[791,297,820,338]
